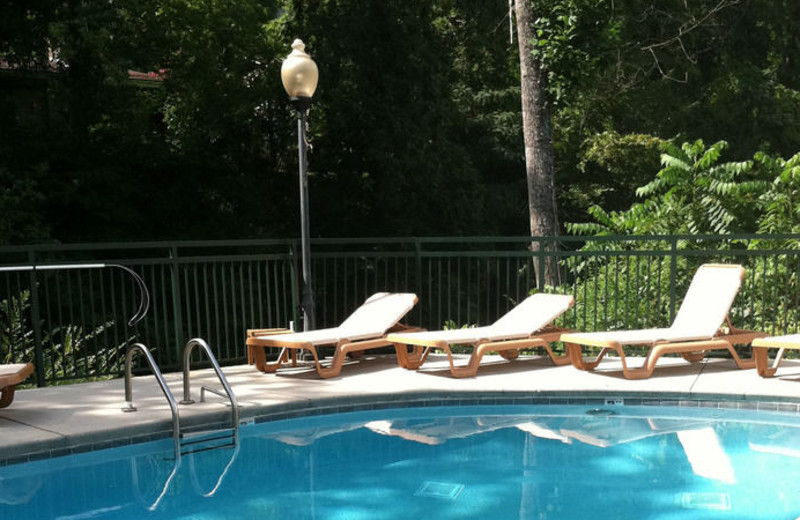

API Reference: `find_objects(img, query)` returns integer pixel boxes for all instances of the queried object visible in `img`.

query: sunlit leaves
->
[754,151,800,241]
[568,138,779,237]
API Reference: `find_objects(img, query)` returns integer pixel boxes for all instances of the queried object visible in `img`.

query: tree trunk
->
[514,0,560,287]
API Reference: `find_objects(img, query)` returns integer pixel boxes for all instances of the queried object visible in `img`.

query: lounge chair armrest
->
[387,322,426,334]
[246,328,291,338]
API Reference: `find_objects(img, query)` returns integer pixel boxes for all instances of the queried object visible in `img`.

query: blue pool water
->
[2,404,800,519]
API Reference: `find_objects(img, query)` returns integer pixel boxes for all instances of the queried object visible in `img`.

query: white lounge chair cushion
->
[253,327,348,346]
[490,293,574,336]
[564,328,712,346]
[338,292,418,339]
[752,334,800,348]
[565,264,745,345]
[251,292,417,346]
[389,293,573,344]
[0,364,30,378]
[0,363,33,387]
[669,264,744,339]
[388,326,500,345]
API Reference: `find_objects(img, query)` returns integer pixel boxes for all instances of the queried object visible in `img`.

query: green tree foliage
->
[563,131,663,225]
[555,0,800,223]
[147,0,293,239]
[2,1,800,244]
[565,141,800,341]
[1,291,130,382]
[284,1,490,236]
[1,0,293,242]
[754,151,800,239]
[567,139,768,236]
[432,0,532,234]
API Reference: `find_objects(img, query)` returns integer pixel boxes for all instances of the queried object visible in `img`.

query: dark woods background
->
[2,0,800,245]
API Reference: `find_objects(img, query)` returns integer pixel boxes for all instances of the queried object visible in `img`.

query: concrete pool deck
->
[2,353,800,465]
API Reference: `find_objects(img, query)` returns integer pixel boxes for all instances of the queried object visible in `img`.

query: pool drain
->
[415,481,465,500]
[680,492,731,510]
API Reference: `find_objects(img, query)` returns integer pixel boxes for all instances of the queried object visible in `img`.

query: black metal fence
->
[2,235,800,386]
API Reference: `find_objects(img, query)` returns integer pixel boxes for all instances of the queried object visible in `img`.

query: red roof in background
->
[0,55,165,83]
[126,69,166,82]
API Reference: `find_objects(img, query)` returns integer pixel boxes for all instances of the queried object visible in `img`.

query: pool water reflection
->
[2,404,800,519]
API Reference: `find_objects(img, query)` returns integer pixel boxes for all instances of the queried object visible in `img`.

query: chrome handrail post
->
[180,338,239,432]
[122,343,181,460]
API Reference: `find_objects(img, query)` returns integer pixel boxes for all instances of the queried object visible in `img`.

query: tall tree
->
[514,0,559,285]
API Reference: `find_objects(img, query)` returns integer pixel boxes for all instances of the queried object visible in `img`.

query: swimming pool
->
[2,403,800,519]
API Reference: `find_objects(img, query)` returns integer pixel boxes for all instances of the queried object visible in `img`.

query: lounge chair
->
[387,293,575,378]
[560,263,765,380]
[0,363,34,408]
[246,292,418,378]
[751,334,800,377]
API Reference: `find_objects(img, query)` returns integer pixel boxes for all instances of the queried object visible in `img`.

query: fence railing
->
[2,234,799,386]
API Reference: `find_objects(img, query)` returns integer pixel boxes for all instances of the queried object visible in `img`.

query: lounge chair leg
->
[448,345,484,378]
[486,339,570,367]
[542,345,572,366]
[250,345,268,372]
[394,344,433,370]
[754,347,779,378]
[393,343,423,369]
[434,344,482,378]
[317,337,398,378]
[623,339,752,380]
[262,348,291,373]
[680,351,706,363]
[0,385,16,408]
[498,349,520,360]
[317,344,346,379]
[725,345,756,370]
[568,342,657,380]
[566,343,608,371]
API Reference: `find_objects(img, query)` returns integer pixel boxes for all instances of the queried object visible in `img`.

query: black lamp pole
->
[282,39,318,332]
[293,96,315,331]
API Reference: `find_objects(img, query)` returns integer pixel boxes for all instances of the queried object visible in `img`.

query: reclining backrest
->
[490,293,574,335]
[670,264,744,338]
[339,292,418,338]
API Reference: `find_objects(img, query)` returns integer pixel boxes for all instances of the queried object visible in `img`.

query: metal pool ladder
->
[122,338,239,460]
[179,338,239,456]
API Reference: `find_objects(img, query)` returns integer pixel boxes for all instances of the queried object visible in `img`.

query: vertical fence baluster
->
[87,269,98,376]
[38,271,51,379]
[27,252,45,386]
[669,238,678,322]
[591,259,598,331]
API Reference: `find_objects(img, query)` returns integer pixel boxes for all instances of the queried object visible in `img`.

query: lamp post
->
[281,39,318,331]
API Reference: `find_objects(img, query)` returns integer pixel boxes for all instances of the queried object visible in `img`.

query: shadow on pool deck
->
[2,353,800,464]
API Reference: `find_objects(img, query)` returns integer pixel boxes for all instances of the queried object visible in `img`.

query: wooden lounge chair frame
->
[562,318,765,380]
[388,293,575,378]
[751,334,800,378]
[0,362,34,408]
[247,323,421,378]
[246,292,419,379]
[561,264,766,380]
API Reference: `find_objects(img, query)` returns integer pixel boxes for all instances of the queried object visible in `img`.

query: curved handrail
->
[122,343,181,459]
[107,264,150,327]
[0,262,150,327]
[181,338,239,431]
